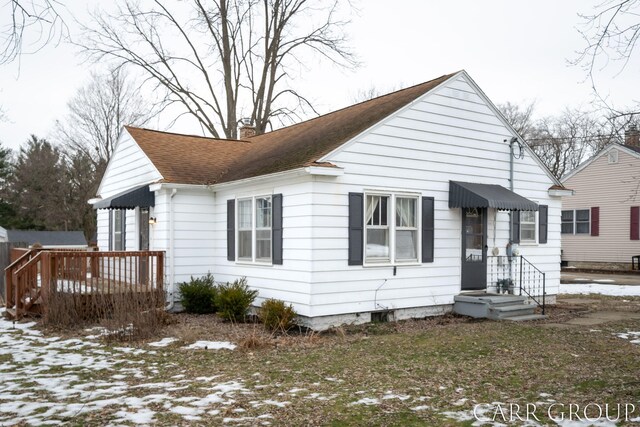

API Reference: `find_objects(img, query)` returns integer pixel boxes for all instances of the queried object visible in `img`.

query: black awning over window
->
[93,185,155,210]
[448,181,538,211]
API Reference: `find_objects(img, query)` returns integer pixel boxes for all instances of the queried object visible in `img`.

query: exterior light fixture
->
[149,217,157,225]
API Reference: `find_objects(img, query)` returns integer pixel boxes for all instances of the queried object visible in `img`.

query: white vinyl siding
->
[97,131,162,199]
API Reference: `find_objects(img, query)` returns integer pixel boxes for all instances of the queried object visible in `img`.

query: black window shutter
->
[539,205,548,244]
[227,199,235,261]
[108,210,113,251]
[348,193,364,265]
[422,197,435,263]
[272,194,283,265]
[511,211,521,243]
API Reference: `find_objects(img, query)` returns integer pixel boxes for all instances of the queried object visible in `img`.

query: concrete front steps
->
[453,293,547,321]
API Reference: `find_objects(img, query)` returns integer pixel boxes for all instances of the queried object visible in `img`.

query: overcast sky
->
[1,0,638,152]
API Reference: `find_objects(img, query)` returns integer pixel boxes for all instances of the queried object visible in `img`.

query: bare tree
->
[55,67,157,170]
[1,0,68,64]
[497,101,536,140]
[527,108,613,179]
[81,0,356,139]
[574,1,640,114]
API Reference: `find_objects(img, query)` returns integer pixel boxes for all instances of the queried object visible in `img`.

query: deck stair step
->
[453,293,546,321]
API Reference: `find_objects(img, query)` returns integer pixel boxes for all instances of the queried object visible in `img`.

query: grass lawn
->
[2,295,640,426]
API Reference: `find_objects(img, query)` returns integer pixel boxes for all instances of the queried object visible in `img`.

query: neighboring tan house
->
[561,127,640,269]
[90,70,569,329]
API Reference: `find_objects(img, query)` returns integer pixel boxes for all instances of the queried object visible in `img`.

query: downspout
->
[165,188,178,311]
[508,137,517,244]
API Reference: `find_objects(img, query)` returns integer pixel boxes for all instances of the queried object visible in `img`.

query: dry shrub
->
[42,287,167,342]
[237,325,273,351]
[259,298,297,333]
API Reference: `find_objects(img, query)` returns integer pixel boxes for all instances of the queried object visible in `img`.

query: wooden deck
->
[3,249,164,319]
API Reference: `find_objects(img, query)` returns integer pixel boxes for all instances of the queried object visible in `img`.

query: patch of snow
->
[350,397,379,406]
[114,408,156,424]
[262,400,289,408]
[148,337,178,347]
[614,331,640,345]
[411,405,431,411]
[185,341,236,350]
[559,283,640,296]
[382,393,411,401]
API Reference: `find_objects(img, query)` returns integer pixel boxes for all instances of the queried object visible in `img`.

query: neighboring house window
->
[561,209,591,235]
[365,193,419,264]
[110,209,126,250]
[608,150,618,164]
[520,211,536,242]
[561,210,574,234]
[237,196,272,263]
[575,209,590,234]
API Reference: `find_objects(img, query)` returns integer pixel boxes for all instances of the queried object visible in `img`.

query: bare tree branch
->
[79,0,357,139]
[1,0,68,65]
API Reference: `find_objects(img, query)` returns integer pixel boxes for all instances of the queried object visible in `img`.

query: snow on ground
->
[184,340,236,350]
[559,283,640,297]
[148,337,178,347]
[0,311,275,425]
[614,331,640,345]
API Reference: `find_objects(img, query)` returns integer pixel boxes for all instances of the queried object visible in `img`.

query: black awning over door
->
[448,181,538,211]
[93,185,155,210]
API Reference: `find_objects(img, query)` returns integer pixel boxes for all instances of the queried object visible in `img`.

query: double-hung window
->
[365,195,390,262]
[365,193,419,264]
[237,196,272,263]
[395,197,418,260]
[575,209,590,234]
[561,209,590,234]
[110,209,126,250]
[520,211,536,243]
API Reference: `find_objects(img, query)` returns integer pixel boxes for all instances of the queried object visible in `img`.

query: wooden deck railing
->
[4,250,165,319]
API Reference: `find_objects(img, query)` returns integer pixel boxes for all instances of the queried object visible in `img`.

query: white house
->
[90,71,569,329]
[0,226,7,243]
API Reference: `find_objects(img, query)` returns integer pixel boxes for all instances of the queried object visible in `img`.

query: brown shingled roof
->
[125,126,252,185]
[127,72,457,185]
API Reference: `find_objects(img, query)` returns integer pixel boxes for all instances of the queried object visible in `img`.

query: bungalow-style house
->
[561,127,640,270]
[90,71,568,329]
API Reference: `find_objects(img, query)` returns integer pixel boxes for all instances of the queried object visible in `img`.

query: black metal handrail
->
[486,255,546,314]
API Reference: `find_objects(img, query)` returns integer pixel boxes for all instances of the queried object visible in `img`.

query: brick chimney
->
[239,118,256,139]
[626,124,640,147]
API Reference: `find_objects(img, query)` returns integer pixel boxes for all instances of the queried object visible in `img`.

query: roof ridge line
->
[125,125,251,143]
[249,72,458,140]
